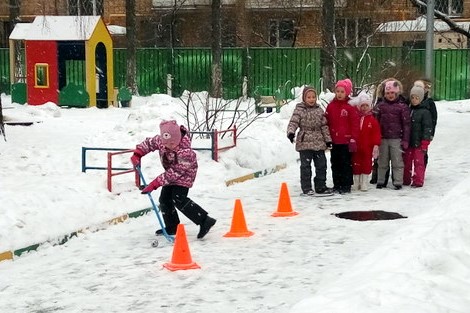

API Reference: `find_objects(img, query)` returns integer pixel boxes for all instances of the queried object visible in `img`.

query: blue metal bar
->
[82,146,131,173]
[135,166,174,244]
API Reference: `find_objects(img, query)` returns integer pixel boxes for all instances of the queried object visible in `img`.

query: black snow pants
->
[158,185,207,232]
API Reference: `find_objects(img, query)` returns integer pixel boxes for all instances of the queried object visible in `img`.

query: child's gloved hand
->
[420,140,430,151]
[180,125,187,136]
[401,141,409,151]
[372,145,379,159]
[287,133,295,143]
[131,149,143,167]
[141,179,162,194]
[348,139,357,153]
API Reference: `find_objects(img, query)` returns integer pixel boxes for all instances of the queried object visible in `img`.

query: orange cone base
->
[271,211,299,217]
[223,230,254,237]
[163,261,201,271]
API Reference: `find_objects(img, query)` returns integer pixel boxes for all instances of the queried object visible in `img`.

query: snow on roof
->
[9,23,32,40]
[377,15,470,33]
[106,25,126,35]
[21,16,101,41]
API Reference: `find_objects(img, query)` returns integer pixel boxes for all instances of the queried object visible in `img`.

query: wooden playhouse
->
[9,15,114,108]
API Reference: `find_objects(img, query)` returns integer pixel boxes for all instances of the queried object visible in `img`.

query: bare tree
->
[9,0,23,83]
[321,0,336,91]
[0,96,5,141]
[126,0,138,94]
[211,0,223,98]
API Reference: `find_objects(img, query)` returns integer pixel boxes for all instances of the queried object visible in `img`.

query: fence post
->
[242,76,248,100]
[107,152,112,192]
[81,147,86,172]
[167,74,173,96]
[212,129,218,162]
[233,125,237,147]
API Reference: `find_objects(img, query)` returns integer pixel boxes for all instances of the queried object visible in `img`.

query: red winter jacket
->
[325,97,360,144]
[357,111,381,153]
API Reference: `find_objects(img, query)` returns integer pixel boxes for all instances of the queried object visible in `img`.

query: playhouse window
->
[34,64,49,88]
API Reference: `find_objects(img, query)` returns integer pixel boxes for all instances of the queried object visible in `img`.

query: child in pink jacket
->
[130,120,216,239]
[349,93,381,191]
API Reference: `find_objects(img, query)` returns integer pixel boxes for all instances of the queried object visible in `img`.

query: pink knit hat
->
[160,120,182,147]
[335,79,353,96]
[384,80,400,94]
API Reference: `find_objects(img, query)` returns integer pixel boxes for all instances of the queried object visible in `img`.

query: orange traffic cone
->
[271,182,298,217]
[163,224,200,271]
[224,199,254,237]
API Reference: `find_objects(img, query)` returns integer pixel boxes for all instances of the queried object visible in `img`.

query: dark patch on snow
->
[333,210,407,221]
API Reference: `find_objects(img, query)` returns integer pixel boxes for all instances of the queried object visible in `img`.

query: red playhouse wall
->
[26,41,58,105]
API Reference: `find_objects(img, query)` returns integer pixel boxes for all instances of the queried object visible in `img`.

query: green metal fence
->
[1,47,470,101]
[0,49,9,94]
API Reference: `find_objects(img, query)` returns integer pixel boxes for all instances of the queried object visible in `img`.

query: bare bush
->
[178,91,274,139]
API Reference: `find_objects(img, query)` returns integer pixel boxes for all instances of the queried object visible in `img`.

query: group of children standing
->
[287,77,437,196]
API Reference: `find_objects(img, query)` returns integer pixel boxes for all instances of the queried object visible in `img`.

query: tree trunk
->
[126,0,138,95]
[321,0,336,92]
[0,96,5,141]
[235,0,249,47]
[211,0,223,98]
[9,0,23,83]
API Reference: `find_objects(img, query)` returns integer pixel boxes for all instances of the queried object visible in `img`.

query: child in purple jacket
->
[373,79,411,190]
[130,120,216,239]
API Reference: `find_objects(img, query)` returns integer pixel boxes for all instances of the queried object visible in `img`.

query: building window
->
[269,19,295,47]
[68,0,104,15]
[35,64,49,88]
[437,0,463,15]
[335,18,372,47]
[420,0,463,16]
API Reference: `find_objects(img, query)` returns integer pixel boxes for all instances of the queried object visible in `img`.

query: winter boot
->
[197,216,216,239]
[315,186,334,194]
[360,174,369,191]
[370,160,378,184]
[352,175,361,191]
[155,227,177,236]
[301,190,316,197]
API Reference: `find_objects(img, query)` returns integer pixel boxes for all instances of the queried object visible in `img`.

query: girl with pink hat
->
[325,78,360,194]
[130,120,216,239]
[373,78,411,190]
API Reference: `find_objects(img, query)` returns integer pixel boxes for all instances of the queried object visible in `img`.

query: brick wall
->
[2,0,470,48]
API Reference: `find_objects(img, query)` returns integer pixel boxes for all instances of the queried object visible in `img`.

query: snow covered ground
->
[1,92,470,312]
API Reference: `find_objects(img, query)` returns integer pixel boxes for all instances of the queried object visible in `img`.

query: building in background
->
[0,0,470,49]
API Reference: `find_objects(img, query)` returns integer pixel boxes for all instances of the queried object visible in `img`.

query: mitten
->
[421,140,430,151]
[130,149,143,168]
[326,141,333,149]
[401,141,409,151]
[287,133,295,143]
[141,178,163,194]
[180,125,187,137]
[348,139,357,153]
[372,145,379,159]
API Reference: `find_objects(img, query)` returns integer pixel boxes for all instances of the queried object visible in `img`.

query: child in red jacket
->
[325,78,360,194]
[349,93,381,191]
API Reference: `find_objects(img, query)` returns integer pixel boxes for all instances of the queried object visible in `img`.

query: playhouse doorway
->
[58,41,86,90]
[95,42,108,108]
